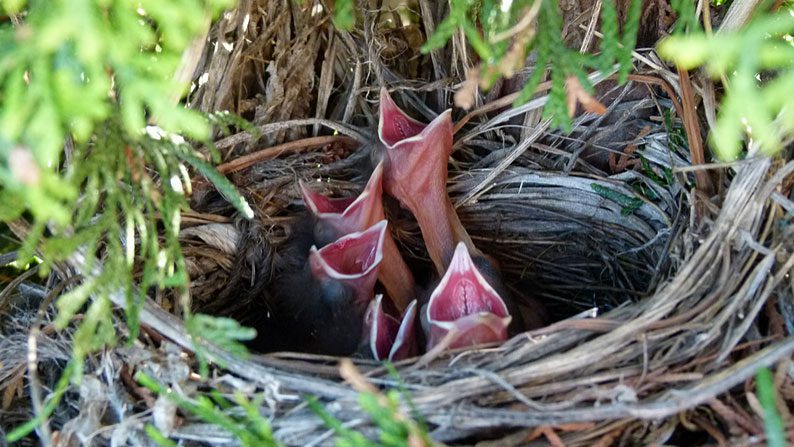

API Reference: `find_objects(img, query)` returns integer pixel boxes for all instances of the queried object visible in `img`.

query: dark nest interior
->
[2,1,794,446]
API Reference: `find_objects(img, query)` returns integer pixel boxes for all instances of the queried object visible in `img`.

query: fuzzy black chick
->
[250,217,386,356]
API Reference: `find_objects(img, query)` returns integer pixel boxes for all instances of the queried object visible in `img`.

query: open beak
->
[425,242,512,350]
[366,295,418,361]
[378,87,474,275]
[300,163,416,311]
[309,220,387,307]
[299,164,384,242]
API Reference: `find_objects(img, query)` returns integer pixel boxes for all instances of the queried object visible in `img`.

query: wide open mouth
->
[300,183,356,215]
[309,220,387,279]
[368,294,417,361]
[377,87,429,147]
[426,243,509,323]
[300,163,385,229]
[189,83,680,361]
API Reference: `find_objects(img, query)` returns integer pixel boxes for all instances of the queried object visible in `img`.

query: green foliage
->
[591,183,645,216]
[32,116,252,373]
[208,110,263,145]
[307,368,432,447]
[658,6,794,160]
[307,396,368,445]
[0,0,236,224]
[0,1,258,438]
[384,363,428,433]
[756,367,787,447]
[185,313,257,378]
[332,0,355,30]
[629,156,675,201]
[639,156,674,187]
[145,425,179,447]
[663,108,689,154]
[176,146,254,219]
[669,0,701,33]
[421,0,642,131]
[136,372,282,446]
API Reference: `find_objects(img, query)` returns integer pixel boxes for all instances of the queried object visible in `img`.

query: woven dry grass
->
[2,1,794,446]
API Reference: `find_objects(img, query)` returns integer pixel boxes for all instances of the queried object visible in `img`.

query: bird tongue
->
[366,295,418,361]
[309,220,387,304]
[425,242,511,350]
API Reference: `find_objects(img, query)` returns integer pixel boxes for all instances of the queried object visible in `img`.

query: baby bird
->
[253,220,387,356]
[299,163,416,312]
[375,87,527,349]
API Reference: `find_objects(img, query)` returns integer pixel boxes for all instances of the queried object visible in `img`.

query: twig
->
[676,67,714,197]
[214,118,369,150]
[0,251,18,265]
[709,398,763,435]
[452,80,552,134]
[672,158,758,173]
[26,278,71,447]
[692,415,728,446]
[491,0,543,43]
[338,360,438,447]
[180,211,233,224]
[529,426,566,447]
[591,426,624,447]
[0,264,40,316]
[215,135,357,174]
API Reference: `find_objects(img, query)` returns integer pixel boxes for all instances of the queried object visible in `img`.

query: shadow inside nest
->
[183,106,689,357]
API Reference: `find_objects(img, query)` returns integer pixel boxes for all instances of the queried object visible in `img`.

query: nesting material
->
[2,1,793,446]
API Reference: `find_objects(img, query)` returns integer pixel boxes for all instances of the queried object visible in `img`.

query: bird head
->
[377,88,453,197]
[308,220,387,308]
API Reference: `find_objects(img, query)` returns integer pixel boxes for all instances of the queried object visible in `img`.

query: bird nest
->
[2,1,794,445]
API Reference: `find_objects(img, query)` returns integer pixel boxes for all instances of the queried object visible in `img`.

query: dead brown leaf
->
[2,372,23,410]
[565,75,606,118]
[454,68,479,110]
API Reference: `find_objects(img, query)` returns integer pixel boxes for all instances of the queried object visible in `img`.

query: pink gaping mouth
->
[378,88,429,147]
[308,220,387,305]
[425,242,511,349]
[301,163,415,311]
[366,295,418,361]
[300,163,385,238]
[377,88,462,274]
